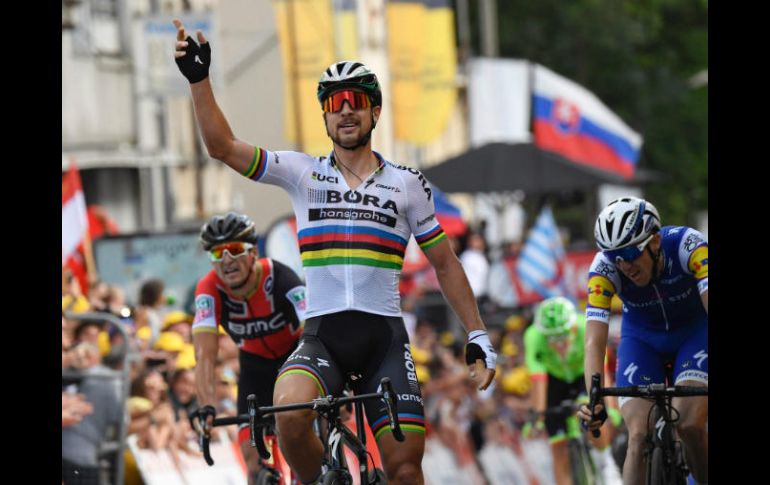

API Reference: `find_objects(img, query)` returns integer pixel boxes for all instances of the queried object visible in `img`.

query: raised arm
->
[173,19,256,175]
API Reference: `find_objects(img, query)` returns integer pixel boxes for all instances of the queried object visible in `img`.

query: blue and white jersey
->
[586,226,708,332]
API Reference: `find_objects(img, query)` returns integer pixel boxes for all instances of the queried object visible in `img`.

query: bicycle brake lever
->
[247,394,271,460]
[380,377,405,442]
[199,415,214,466]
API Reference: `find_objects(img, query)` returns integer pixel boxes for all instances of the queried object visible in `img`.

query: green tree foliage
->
[468,0,707,226]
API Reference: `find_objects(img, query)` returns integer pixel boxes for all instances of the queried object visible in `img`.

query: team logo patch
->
[595,261,616,277]
[417,214,435,227]
[683,233,705,253]
[264,275,274,294]
[287,286,307,311]
[195,295,214,320]
[311,172,339,184]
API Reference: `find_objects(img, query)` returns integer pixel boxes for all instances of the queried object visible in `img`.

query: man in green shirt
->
[524,297,621,485]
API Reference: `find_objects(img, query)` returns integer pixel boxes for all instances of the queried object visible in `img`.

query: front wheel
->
[671,442,689,485]
[367,467,387,484]
[568,439,598,485]
[321,469,353,485]
[253,467,281,485]
[648,446,667,485]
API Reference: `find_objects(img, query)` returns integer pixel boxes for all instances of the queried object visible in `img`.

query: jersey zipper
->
[652,284,670,330]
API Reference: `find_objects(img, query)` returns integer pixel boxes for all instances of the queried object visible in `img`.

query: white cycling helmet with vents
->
[317,60,382,107]
[594,197,661,251]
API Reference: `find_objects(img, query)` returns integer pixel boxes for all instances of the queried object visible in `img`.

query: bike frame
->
[645,393,688,485]
[322,395,374,482]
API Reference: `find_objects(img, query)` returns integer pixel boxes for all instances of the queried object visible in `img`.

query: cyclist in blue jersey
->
[173,20,498,485]
[577,197,708,485]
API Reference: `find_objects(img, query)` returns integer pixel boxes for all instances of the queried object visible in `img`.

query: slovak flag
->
[533,63,642,179]
[62,160,89,265]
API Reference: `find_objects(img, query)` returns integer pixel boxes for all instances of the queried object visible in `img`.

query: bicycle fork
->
[647,400,688,484]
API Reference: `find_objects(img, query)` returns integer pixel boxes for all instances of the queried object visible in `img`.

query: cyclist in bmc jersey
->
[525,297,622,485]
[190,212,306,484]
[173,21,498,485]
[577,197,708,485]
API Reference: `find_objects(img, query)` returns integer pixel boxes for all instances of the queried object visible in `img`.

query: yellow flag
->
[274,0,336,155]
[333,0,358,60]
[387,1,426,139]
[387,0,457,144]
[415,0,457,143]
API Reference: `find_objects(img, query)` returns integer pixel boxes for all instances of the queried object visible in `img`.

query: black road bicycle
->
[195,376,404,484]
[587,372,707,485]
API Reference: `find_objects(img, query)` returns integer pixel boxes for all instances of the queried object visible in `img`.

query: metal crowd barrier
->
[63,311,141,485]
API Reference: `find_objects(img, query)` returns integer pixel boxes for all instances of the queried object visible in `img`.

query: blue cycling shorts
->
[615,317,708,408]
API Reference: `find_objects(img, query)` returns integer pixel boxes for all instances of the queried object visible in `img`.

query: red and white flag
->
[62,161,89,265]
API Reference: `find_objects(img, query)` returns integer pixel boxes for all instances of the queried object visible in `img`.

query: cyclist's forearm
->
[190,79,237,161]
[584,320,608,392]
[193,332,219,407]
[435,258,485,332]
[531,378,547,413]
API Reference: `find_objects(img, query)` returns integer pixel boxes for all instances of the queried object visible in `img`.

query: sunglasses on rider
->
[603,234,654,265]
[322,90,372,113]
[208,242,254,262]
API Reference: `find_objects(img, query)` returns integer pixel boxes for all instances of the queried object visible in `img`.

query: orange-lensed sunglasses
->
[322,90,372,113]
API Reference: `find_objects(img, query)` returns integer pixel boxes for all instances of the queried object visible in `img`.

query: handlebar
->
[586,372,708,438]
[197,396,275,465]
[595,382,709,398]
[196,377,405,465]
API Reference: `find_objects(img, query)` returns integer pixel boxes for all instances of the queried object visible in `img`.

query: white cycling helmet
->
[317,61,382,107]
[594,197,661,251]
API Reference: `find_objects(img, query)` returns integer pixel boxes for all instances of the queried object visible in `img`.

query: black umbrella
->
[422,143,633,194]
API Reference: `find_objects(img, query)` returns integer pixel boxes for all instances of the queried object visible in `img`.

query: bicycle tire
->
[671,441,689,485]
[321,469,353,485]
[254,467,281,485]
[568,439,597,485]
[367,467,387,484]
[648,446,667,485]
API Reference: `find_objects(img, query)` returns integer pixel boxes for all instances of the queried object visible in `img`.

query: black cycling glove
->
[580,401,609,431]
[175,36,211,84]
[464,330,498,370]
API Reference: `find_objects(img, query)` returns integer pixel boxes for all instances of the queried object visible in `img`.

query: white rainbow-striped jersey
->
[244,147,447,318]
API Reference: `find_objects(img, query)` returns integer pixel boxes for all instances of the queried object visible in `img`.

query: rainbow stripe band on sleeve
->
[371,413,425,440]
[243,147,268,181]
[275,364,329,397]
[415,225,446,250]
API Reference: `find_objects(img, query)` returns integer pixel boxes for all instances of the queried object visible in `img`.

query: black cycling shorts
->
[238,350,295,414]
[276,311,425,441]
[545,373,585,439]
